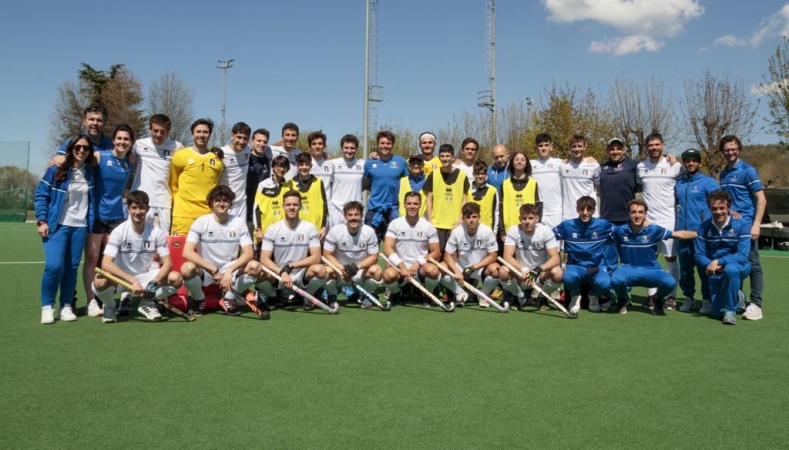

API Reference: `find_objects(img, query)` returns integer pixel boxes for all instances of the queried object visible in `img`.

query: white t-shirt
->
[131,137,182,208]
[220,145,251,218]
[445,223,498,268]
[504,223,558,269]
[59,167,89,227]
[324,223,379,265]
[452,161,475,181]
[267,145,301,181]
[104,220,169,276]
[186,213,252,269]
[637,158,684,228]
[261,219,320,266]
[531,157,563,224]
[311,157,334,202]
[560,159,601,220]
[330,157,365,213]
[385,217,439,266]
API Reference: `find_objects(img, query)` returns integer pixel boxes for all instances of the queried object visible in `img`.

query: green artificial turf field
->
[1,222,788,449]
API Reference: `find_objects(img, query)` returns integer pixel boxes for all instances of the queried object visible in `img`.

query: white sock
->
[647,287,657,297]
[385,281,401,294]
[543,279,561,294]
[425,277,439,293]
[305,276,325,294]
[91,283,116,306]
[183,276,205,301]
[501,278,523,297]
[482,276,498,295]
[440,275,462,294]
[255,281,277,297]
[325,278,338,295]
[154,285,178,300]
[225,274,256,300]
[363,278,382,294]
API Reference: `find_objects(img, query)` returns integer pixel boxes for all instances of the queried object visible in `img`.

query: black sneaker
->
[118,295,132,316]
[303,299,315,311]
[645,294,656,310]
[190,299,205,317]
[652,297,666,316]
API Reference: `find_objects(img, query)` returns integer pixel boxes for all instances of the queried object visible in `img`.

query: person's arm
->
[694,227,713,269]
[443,251,464,283]
[100,254,145,296]
[424,173,434,222]
[319,182,328,240]
[542,245,561,271]
[751,190,767,239]
[34,169,55,238]
[670,230,698,240]
[182,240,221,277]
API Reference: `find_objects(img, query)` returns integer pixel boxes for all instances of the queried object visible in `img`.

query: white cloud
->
[751,79,789,97]
[715,4,789,48]
[589,35,665,56]
[543,0,704,55]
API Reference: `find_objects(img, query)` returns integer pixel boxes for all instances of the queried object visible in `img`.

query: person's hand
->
[210,268,223,283]
[407,262,419,278]
[47,155,66,168]
[462,266,474,282]
[220,271,233,292]
[280,272,294,289]
[750,223,760,240]
[369,151,379,160]
[526,266,543,284]
[319,227,327,241]
[706,260,722,276]
[144,281,158,299]
[665,154,677,165]
[131,280,145,297]
[731,210,742,219]
[454,269,464,284]
[37,222,49,238]
[342,263,359,282]
[255,229,263,241]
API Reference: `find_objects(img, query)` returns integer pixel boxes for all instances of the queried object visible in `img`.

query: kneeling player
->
[499,203,563,309]
[323,201,383,307]
[181,185,261,316]
[441,202,500,307]
[92,191,183,322]
[382,191,442,306]
[257,190,329,310]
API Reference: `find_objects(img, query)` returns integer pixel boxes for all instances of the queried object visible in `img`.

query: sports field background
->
[1,222,787,449]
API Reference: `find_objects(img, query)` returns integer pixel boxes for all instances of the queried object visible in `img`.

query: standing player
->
[363,130,408,241]
[398,154,427,218]
[382,192,442,306]
[307,131,334,204]
[453,137,479,180]
[131,114,183,233]
[498,151,539,240]
[180,186,260,316]
[486,144,510,191]
[170,119,224,236]
[441,203,501,307]
[268,122,301,181]
[719,135,767,320]
[530,133,563,228]
[246,128,271,224]
[425,144,469,252]
[294,152,329,240]
[57,104,113,154]
[257,190,329,311]
[322,201,383,307]
[253,156,295,243]
[467,161,499,232]
[328,134,365,227]
[91,191,183,322]
[674,149,719,313]
[499,204,563,309]
[636,132,683,309]
[417,132,441,177]
[560,135,600,221]
[219,122,252,220]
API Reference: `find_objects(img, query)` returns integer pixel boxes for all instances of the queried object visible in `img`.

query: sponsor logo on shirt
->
[207,231,214,237]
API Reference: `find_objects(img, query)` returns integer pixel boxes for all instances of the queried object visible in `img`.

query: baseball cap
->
[408,154,424,163]
[607,137,625,148]
[681,148,702,161]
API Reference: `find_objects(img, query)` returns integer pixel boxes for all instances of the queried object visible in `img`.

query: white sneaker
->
[742,303,763,321]
[569,295,582,315]
[87,299,103,317]
[59,305,77,322]
[138,300,162,320]
[699,299,713,315]
[102,301,117,323]
[41,306,55,324]
[588,295,601,312]
[455,291,469,305]
[679,297,695,313]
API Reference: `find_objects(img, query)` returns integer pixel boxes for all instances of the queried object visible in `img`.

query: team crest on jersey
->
[416,232,424,238]
[188,158,195,164]
[144,240,151,249]
[299,234,306,242]
[622,236,629,242]
[399,231,406,236]
[476,239,482,247]
[106,160,113,167]
[728,229,735,236]
[355,164,361,170]
[640,235,649,242]
[592,231,598,238]
[341,241,348,248]
[572,233,578,238]
[125,242,132,248]
[391,162,399,168]
[533,242,544,250]
[372,163,378,169]
[661,169,667,174]
[583,170,588,176]
[548,164,554,169]
[210,159,216,166]
[692,186,699,192]
[324,166,330,172]
[359,241,367,249]
[229,231,237,238]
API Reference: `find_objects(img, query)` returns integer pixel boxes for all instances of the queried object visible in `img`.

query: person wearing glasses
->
[35,135,97,324]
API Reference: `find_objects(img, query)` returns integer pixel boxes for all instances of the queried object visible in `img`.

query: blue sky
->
[2,0,788,174]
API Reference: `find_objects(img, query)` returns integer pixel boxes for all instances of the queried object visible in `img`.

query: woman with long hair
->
[498,150,540,237]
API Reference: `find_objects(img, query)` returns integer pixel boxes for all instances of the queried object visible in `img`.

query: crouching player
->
[499,203,563,310]
[92,191,183,322]
[552,196,615,315]
[181,186,261,316]
[257,190,329,311]
[694,190,751,325]
[441,202,500,307]
[323,201,383,307]
[383,191,441,307]
[610,199,697,315]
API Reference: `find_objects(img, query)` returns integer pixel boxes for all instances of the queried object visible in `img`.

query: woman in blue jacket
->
[35,135,97,324]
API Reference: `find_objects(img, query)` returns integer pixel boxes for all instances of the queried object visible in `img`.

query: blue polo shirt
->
[56,133,114,155]
[719,160,763,227]
[486,164,509,191]
[613,223,672,269]
[364,155,408,212]
[675,171,719,230]
[552,217,615,267]
[694,215,751,267]
[599,158,639,222]
[94,150,133,221]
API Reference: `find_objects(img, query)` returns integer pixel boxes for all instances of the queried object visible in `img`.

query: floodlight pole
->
[217,59,234,135]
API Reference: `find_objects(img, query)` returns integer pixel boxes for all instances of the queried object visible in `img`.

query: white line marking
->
[0,261,44,264]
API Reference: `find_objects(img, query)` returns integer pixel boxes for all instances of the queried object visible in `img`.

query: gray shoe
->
[722,311,737,325]
[699,299,713,315]
[102,301,117,323]
[679,297,695,313]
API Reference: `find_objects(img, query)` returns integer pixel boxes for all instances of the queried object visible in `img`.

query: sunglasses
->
[73,145,91,152]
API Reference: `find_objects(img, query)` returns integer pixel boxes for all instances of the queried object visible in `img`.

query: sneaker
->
[616,294,629,315]
[59,305,77,322]
[665,297,677,311]
[384,288,400,307]
[652,297,666,316]
[87,299,103,317]
[539,299,551,312]
[600,298,612,311]
[737,291,747,313]
[189,299,205,317]
[327,294,339,310]
[361,298,373,308]
[588,295,601,312]
[303,298,316,311]
[645,294,656,310]
[742,303,763,321]
[422,299,433,308]
[455,291,469,306]
[679,297,695,313]
[221,298,241,316]
[41,306,55,324]
[722,310,737,325]
[699,299,713,316]
[118,293,132,316]
[569,295,581,315]
[102,301,117,323]
[138,300,162,320]
[478,297,490,308]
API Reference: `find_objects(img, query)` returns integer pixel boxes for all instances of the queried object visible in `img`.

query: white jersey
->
[637,158,684,228]
[531,157,563,226]
[324,223,379,265]
[311,157,334,202]
[267,145,301,181]
[261,219,320,266]
[329,157,365,213]
[385,217,439,266]
[131,137,182,208]
[560,159,601,220]
[220,145,251,218]
[445,223,498,268]
[504,223,558,269]
[104,220,169,276]
[186,213,252,269]
[452,161,475,180]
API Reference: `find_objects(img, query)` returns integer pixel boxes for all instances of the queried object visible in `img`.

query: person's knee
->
[180,262,199,278]
[167,271,183,287]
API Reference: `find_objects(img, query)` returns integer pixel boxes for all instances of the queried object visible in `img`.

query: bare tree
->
[48,80,90,151]
[682,70,758,178]
[148,72,195,144]
[609,76,677,159]
[760,37,789,146]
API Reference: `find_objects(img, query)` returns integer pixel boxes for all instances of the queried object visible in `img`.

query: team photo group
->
[34,103,766,325]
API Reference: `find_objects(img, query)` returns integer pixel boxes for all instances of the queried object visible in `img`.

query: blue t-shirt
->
[675,172,719,231]
[552,217,615,267]
[56,133,114,155]
[364,155,408,212]
[599,158,638,222]
[719,160,763,227]
[486,164,509,191]
[613,223,672,269]
[408,173,426,192]
[94,150,133,221]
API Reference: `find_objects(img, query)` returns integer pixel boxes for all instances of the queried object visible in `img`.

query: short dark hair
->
[282,122,299,136]
[438,144,454,155]
[473,160,488,174]
[149,114,171,130]
[461,137,479,150]
[646,132,664,144]
[83,104,107,120]
[283,189,301,203]
[376,130,395,145]
[343,201,364,215]
[271,155,290,170]
[569,135,587,146]
[707,189,732,207]
[112,123,135,143]
[191,118,214,134]
[462,202,480,217]
[231,122,251,136]
[307,130,326,145]
[719,135,742,152]
[252,128,270,140]
[206,185,235,204]
[576,196,596,211]
[519,203,539,217]
[340,134,359,149]
[295,152,312,165]
[535,133,552,145]
[126,190,150,209]
[403,191,421,203]
[627,198,648,213]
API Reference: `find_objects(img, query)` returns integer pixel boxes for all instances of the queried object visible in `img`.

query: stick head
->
[382,301,392,311]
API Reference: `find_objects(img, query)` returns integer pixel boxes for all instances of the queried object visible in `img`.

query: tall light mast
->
[477,0,496,144]
[363,0,384,158]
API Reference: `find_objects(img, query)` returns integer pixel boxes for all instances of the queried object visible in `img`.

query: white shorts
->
[658,238,676,258]
[454,263,484,282]
[200,261,240,287]
[276,267,307,289]
[116,268,159,293]
[328,207,346,229]
[540,212,562,229]
[146,207,171,235]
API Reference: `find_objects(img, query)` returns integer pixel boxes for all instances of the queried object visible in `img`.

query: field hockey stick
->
[428,257,508,313]
[259,265,339,314]
[94,267,195,322]
[228,289,270,320]
[321,256,390,311]
[496,257,576,319]
[380,254,454,312]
